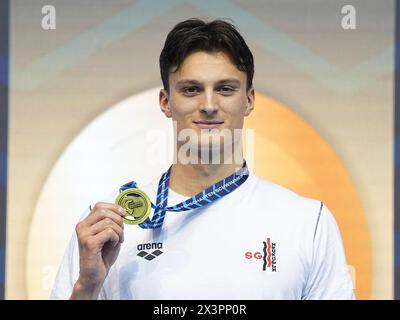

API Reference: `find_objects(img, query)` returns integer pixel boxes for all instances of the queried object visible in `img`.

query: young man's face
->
[159,50,255,158]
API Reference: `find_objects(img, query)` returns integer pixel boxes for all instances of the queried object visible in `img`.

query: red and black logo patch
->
[245,237,277,272]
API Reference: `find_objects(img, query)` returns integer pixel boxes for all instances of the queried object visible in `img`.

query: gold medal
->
[115,188,152,225]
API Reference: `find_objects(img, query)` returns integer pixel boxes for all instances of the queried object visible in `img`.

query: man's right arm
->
[51,202,126,300]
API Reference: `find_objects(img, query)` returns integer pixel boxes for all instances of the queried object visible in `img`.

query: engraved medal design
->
[115,188,151,225]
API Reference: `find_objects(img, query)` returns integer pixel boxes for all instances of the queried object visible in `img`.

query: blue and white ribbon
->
[120,160,249,229]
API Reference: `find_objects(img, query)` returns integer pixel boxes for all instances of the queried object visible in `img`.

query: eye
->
[217,86,236,95]
[182,86,200,96]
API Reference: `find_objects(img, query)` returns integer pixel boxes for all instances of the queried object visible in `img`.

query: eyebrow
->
[175,79,241,88]
[175,80,202,88]
[216,79,241,87]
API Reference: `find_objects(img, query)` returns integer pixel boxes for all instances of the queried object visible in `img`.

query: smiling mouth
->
[193,121,224,129]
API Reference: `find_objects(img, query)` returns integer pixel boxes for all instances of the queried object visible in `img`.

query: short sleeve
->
[302,203,355,300]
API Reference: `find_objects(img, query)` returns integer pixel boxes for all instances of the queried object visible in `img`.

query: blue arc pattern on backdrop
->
[120,160,249,229]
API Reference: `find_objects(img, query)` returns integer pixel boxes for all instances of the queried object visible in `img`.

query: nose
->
[199,89,219,115]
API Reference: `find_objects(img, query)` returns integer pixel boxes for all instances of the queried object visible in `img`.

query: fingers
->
[76,202,127,249]
[79,226,121,253]
[95,228,121,247]
[89,219,124,243]
[85,210,124,228]
[84,202,126,227]
[90,202,126,217]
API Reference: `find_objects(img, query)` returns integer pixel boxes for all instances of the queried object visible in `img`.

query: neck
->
[169,153,245,197]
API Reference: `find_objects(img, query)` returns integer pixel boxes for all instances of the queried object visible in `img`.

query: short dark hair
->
[159,18,254,92]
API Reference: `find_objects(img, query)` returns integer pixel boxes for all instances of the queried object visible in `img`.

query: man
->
[51,18,355,299]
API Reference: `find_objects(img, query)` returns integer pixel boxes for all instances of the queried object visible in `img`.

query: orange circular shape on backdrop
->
[244,93,372,299]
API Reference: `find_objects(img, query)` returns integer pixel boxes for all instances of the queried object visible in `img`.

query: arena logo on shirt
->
[137,242,163,261]
[244,238,277,272]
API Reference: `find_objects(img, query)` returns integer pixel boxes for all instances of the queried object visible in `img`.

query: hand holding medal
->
[72,202,126,299]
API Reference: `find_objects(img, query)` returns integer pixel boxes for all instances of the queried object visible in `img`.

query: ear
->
[244,87,255,117]
[159,89,172,118]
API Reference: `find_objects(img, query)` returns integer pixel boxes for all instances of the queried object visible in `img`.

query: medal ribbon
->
[119,160,249,229]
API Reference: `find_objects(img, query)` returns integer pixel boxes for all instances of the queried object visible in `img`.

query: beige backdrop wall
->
[7,0,394,299]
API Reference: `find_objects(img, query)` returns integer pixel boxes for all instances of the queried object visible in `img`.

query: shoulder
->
[252,174,322,210]
[249,174,324,224]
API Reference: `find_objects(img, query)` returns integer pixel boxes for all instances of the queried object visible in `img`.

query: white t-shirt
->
[51,171,355,300]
